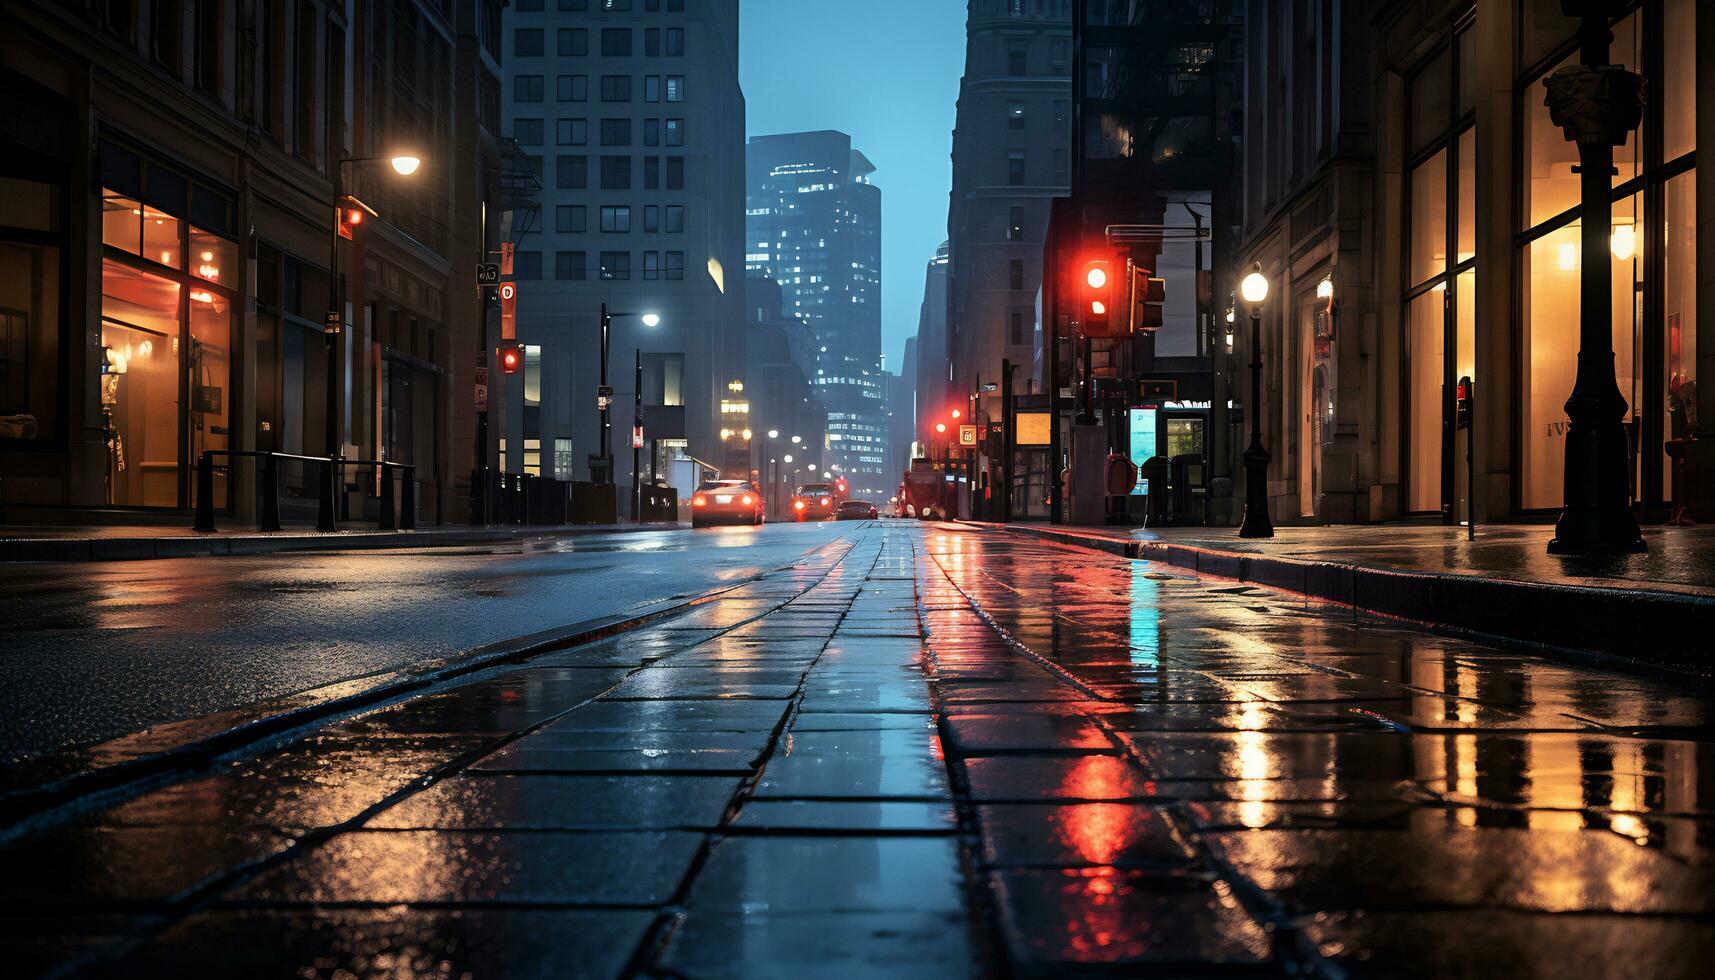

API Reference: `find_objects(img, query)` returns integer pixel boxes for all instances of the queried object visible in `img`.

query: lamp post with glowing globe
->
[1239,263,1274,538]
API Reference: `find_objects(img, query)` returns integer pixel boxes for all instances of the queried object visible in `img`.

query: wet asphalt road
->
[0,522,854,763]
[4,522,1712,977]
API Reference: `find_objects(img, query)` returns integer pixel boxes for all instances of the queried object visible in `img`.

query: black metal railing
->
[193,451,415,534]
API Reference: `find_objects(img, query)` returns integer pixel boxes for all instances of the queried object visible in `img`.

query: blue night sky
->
[740,0,967,376]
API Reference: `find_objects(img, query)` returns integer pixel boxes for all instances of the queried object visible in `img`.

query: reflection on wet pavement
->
[2,523,1709,977]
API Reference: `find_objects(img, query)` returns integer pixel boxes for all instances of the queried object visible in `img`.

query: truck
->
[898,458,954,520]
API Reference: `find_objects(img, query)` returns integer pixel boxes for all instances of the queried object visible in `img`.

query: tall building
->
[745,130,886,495]
[914,242,951,447]
[744,272,826,504]
[501,0,745,491]
[0,0,497,525]
[945,0,1072,422]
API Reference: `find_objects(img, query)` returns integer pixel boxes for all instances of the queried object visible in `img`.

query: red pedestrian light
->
[500,345,523,374]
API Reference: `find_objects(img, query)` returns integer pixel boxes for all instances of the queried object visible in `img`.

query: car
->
[836,499,879,521]
[691,480,765,527]
[789,485,837,521]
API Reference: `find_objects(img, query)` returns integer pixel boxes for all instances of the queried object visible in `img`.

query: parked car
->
[691,480,765,527]
[836,499,879,521]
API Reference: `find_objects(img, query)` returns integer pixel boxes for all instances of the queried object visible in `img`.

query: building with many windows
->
[1238,0,1708,525]
[945,0,1071,431]
[0,0,500,525]
[500,0,744,493]
[745,130,887,494]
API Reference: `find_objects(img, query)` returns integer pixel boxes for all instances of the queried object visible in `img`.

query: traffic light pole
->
[598,302,612,485]
[322,162,347,533]
[633,348,643,521]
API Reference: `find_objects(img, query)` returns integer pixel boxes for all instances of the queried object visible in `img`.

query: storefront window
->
[188,287,231,509]
[1516,3,1691,511]
[1661,0,1695,163]
[0,175,62,444]
[1662,171,1696,490]
[1456,132,1476,264]
[1521,15,1642,230]
[1407,290,1445,513]
[1409,149,1447,287]
[189,227,238,286]
[1519,204,1638,510]
[101,260,182,507]
[102,192,144,255]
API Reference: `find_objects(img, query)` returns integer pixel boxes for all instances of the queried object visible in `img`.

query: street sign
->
[474,383,488,411]
[500,242,515,277]
[597,384,614,410]
[958,424,978,448]
[323,311,343,335]
[474,367,489,387]
[477,263,500,285]
[631,425,645,449]
[499,282,517,340]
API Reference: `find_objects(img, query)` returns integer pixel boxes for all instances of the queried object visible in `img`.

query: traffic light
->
[1081,258,1115,336]
[337,205,362,240]
[499,344,523,375]
[1130,266,1166,332]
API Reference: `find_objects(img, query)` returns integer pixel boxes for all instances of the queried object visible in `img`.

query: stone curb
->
[0,522,689,563]
[962,522,1714,677]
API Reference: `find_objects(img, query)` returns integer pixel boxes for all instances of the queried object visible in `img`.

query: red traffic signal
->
[336,196,370,241]
[499,345,523,375]
[1131,269,1166,332]
[1081,259,1114,336]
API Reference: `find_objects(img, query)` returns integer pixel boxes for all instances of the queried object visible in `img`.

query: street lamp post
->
[1543,3,1646,555]
[594,305,659,489]
[325,153,420,531]
[1239,263,1274,538]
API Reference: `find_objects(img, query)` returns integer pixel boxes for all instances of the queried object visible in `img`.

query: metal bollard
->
[401,466,417,530]
[378,464,397,531]
[193,452,217,531]
[317,458,338,532]
[261,454,283,532]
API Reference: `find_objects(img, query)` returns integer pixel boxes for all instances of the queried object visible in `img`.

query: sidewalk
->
[969,522,1715,675]
[0,521,688,563]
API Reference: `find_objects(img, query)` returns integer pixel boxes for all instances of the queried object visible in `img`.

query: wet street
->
[5,521,1712,977]
[0,523,851,762]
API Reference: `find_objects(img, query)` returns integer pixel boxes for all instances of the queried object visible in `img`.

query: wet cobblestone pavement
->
[5,522,1711,977]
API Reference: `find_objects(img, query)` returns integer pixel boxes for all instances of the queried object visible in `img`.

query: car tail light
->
[794,500,806,510]
[692,495,707,507]
[741,495,754,506]
[820,498,831,507]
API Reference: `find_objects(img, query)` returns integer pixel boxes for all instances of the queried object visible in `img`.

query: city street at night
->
[4,522,1709,977]
[4,0,1714,975]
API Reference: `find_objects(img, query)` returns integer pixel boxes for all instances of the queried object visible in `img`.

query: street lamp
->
[1239,263,1273,539]
[1543,3,1646,554]
[596,304,660,488]
[323,152,421,531]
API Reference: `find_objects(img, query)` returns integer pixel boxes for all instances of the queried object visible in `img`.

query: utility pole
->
[598,302,612,485]
[633,348,643,521]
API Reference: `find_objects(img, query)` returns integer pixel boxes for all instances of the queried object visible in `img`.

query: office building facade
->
[500,0,744,490]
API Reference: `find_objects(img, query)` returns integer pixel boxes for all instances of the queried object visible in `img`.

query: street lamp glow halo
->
[389,155,422,176]
[1316,276,1334,301]
[640,313,661,327]
[783,454,794,463]
[767,429,779,439]
[1241,263,1269,305]
[791,435,802,444]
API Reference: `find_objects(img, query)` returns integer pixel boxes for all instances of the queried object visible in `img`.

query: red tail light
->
[794,500,806,510]
[692,495,708,507]
[741,495,754,506]
[820,498,831,507]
